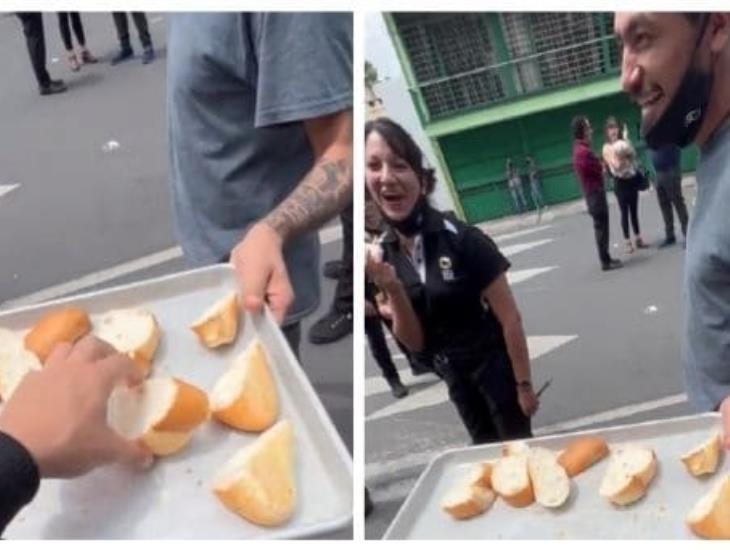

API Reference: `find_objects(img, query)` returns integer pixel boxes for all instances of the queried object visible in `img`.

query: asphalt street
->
[365,183,697,539]
[0,13,352,539]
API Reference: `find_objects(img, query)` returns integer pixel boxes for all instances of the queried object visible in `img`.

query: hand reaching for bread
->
[0,335,153,478]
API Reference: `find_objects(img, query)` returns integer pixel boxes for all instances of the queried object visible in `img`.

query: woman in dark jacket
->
[365,117,539,444]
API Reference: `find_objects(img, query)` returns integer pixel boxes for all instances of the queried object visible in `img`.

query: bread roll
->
[599,445,657,506]
[558,435,609,477]
[211,339,279,432]
[213,419,296,527]
[108,376,209,456]
[491,453,534,507]
[190,292,240,348]
[94,308,160,376]
[687,473,730,539]
[681,432,722,477]
[528,447,571,508]
[24,306,91,362]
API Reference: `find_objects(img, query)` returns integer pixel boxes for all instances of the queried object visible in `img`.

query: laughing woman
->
[364,117,539,444]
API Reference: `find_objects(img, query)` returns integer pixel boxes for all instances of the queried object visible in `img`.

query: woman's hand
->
[517,384,540,417]
[366,252,401,294]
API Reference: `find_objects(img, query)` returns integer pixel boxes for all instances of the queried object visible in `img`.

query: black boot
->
[323,259,344,280]
[308,310,352,344]
[386,376,408,399]
[365,487,374,518]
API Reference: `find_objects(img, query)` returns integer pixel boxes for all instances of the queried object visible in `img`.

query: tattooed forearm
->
[263,156,353,242]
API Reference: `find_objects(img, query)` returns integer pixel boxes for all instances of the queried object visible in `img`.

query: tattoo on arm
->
[263,157,353,242]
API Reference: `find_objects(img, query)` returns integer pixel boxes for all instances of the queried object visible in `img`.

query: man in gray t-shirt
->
[615,12,730,443]
[167,13,352,351]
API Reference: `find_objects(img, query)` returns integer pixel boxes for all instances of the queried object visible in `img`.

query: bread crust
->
[558,436,609,477]
[24,306,91,362]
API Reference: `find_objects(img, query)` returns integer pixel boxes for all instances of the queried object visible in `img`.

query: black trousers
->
[656,169,689,240]
[585,189,611,266]
[333,202,353,314]
[17,13,50,88]
[365,314,399,380]
[58,12,85,50]
[434,349,532,445]
[614,177,640,239]
[112,12,151,49]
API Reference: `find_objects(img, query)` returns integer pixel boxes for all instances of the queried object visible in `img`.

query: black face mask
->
[384,195,428,237]
[642,16,713,149]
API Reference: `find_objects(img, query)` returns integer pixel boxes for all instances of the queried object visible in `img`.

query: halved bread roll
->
[491,453,534,507]
[681,432,722,477]
[94,308,160,376]
[210,339,279,432]
[213,419,296,527]
[190,292,240,348]
[465,462,494,490]
[107,376,209,456]
[441,484,496,520]
[0,329,42,401]
[528,447,570,508]
[24,306,91,362]
[599,445,657,506]
[687,473,730,539]
[502,440,530,457]
[558,436,609,477]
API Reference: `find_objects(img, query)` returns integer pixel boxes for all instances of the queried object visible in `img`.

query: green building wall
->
[437,91,699,224]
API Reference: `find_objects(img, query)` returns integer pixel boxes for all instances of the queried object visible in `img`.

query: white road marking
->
[365,369,440,397]
[492,224,553,243]
[533,393,688,436]
[366,335,577,420]
[2,225,342,310]
[0,184,20,199]
[500,238,553,257]
[507,266,557,285]
[2,247,183,309]
[366,392,689,483]
[150,16,164,24]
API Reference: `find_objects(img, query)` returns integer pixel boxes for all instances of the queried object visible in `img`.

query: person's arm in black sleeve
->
[462,227,539,417]
[0,431,40,535]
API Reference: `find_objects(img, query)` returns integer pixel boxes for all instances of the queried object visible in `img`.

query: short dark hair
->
[572,115,590,140]
[365,117,437,194]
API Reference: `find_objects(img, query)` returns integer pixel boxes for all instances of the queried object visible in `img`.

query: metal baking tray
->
[1,265,352,539]
[385,413,724,539]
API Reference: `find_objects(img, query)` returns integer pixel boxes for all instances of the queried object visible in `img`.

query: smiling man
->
[615,12,730,444]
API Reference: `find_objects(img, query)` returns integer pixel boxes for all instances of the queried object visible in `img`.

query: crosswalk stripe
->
[366,335,577,421]
[507,266,557,285]
[0,184,20,200]
[492,224,553,243]
[501,238,553,258]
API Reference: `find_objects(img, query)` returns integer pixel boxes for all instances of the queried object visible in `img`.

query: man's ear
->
[708,13,730,55]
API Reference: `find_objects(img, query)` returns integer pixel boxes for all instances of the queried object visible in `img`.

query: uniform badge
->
[439,256,455,281]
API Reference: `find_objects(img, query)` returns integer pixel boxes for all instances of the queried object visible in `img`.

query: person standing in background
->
[16,13,66,96]
[650,144,689,247]
[57,13,97,72]
[572,115,623,271]
[506,158,528,214]
[308,202,353,345]
[110,12,154,65]
[526,156,546,211]
[602,117,649,254]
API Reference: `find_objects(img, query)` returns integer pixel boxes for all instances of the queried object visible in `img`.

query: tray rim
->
[384,411,721,540]
[1,264,353,539]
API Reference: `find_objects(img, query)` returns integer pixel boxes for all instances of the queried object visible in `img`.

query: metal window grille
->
[392,12,619,119]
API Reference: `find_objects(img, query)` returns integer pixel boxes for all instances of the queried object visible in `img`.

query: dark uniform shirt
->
[380,206,511,365]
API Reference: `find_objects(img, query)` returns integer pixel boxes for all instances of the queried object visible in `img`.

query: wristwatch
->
[516,380,533,391]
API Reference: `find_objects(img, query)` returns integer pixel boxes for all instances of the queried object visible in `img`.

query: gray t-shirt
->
[683,119,730,411]
[167,13,353,323]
